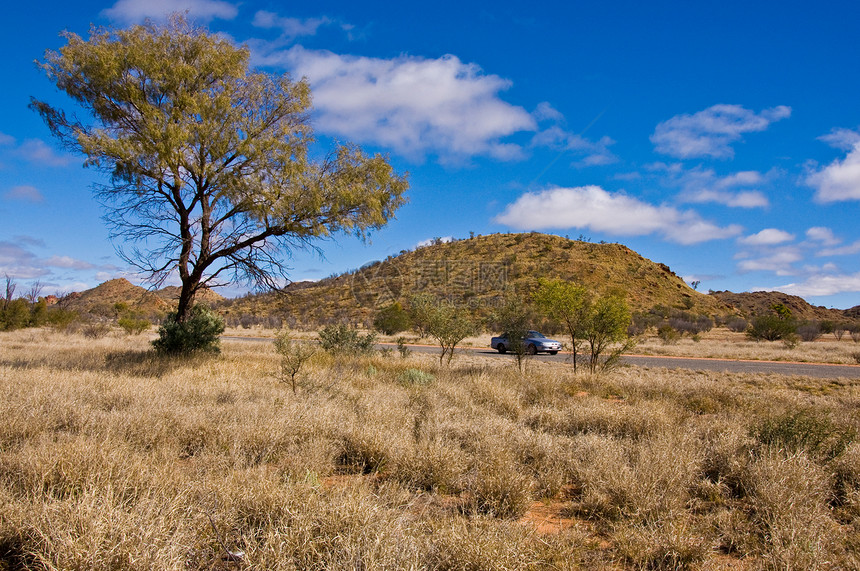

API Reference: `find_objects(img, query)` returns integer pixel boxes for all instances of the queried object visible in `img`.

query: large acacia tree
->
[32,16,408,322]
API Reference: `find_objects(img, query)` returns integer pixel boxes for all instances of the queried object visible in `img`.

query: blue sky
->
[2,0,859,308]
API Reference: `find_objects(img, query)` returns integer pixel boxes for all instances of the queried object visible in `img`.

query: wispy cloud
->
[807,142,860,203]
[531,126,617,166]
[737,247,802,276]
[817,240,860,258]
[818,127,860,151]
[2,138,72,167]
[251,10,336,40]
[668,166,770,208]
[494,185,741,245]
[3,185,43,203]
[651,104,791,159]
[102,0,238,24]
[254,46,536,162]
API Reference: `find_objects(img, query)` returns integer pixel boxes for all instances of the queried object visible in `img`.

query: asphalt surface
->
[225,336,860,380]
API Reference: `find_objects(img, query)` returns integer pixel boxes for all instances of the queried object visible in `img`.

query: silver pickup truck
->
[490,331,562,355]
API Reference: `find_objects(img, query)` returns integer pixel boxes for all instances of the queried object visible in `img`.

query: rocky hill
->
[218,233,734,328]
[709,290,848,322]
[59,279,223,320]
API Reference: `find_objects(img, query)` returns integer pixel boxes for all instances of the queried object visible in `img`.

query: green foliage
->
[0,298,30,331]
[533,278,589,371]
[318,323,376,355]
[117,311,151,335]
[46,307,79,331]
[657,324,680,344]
[398,368,435,386]
[425,300,476,365]
[746,313,797,342]
[396,336,411,358]
[408,293,437,337]
[273,330,317,393]
[585,293,634,373]
[33,15,408,323]
[152,305,225,354]
[372,302,411,335]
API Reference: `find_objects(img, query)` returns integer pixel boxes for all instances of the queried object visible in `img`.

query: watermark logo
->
[349,259,507,308]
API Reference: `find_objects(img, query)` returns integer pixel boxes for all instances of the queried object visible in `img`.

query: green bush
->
[746,313,797,341]
[118,314,151,335]
[152,304,225,354]
[752,409,854,460]
[399,368,435,386]
[318,323,376,355]
[373,302,411,335]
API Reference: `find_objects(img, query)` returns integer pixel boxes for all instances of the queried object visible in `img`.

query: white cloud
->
[3,185,43,203]
[737,248,802,275]
[806,226,840,246]
[818,127,860,151]
[807,143,860,203]
[494,185,741,245]
[766,272,860,297]
[102,0,238,24]
[0,132,15,146]
[255,46,536,161]
[651,104,791,159]
[0,241,47,280]
[252,11,334,39]
[738,228,795,246]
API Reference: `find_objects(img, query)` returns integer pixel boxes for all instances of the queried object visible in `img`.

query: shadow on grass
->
[0,349,220,379]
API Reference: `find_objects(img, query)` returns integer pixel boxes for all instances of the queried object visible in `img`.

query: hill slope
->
[708,290,846,322]
[219,233,732,328]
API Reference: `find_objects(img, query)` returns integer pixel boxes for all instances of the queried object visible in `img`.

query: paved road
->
[401,344,860,379]
[223,336,860,379]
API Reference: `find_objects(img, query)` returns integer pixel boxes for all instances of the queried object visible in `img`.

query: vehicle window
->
[528,331,545,338]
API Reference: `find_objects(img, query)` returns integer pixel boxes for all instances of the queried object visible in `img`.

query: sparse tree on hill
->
[32,15,408,332]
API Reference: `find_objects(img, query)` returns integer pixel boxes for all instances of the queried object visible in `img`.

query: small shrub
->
[274,330,317,393]
[396,336,411,358]
[152,304,225,354]
[318,323,376,355]
[657,324,680,345]
[752,409,854,460]
[797,321,822,342]
[81,321,111,339]
[117,315,151,335]
[726,317,748,333]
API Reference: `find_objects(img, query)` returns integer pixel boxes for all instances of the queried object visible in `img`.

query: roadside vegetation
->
[1,329,859,569]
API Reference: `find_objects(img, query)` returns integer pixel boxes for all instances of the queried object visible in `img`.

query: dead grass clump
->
[751,407,854,461]
[571,432,702,524]
[463,452,535,519]
[392,439,469,493]
[741,448,841,570]
[611,515,712,570]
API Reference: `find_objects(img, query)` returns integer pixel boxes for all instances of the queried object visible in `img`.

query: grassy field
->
[2,329,859,569]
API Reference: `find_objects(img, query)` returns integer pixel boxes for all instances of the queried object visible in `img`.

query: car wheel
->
[548,350,558,355]
[497,344,507,354]
[527,344,537,355]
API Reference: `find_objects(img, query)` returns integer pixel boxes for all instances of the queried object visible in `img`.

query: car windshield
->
[527,331,545,338]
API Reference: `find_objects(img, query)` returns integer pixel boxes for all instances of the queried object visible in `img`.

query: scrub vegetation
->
[2,329,859,569]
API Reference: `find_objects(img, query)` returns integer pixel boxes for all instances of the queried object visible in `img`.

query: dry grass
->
[1,328,859,569]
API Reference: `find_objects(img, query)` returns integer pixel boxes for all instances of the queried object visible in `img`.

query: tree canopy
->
[32,15,408,321]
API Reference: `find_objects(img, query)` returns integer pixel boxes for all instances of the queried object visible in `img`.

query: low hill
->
[708,290,847,322]
[218,233,734,328]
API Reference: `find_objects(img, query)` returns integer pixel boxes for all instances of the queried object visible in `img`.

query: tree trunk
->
[175,280,197,323]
